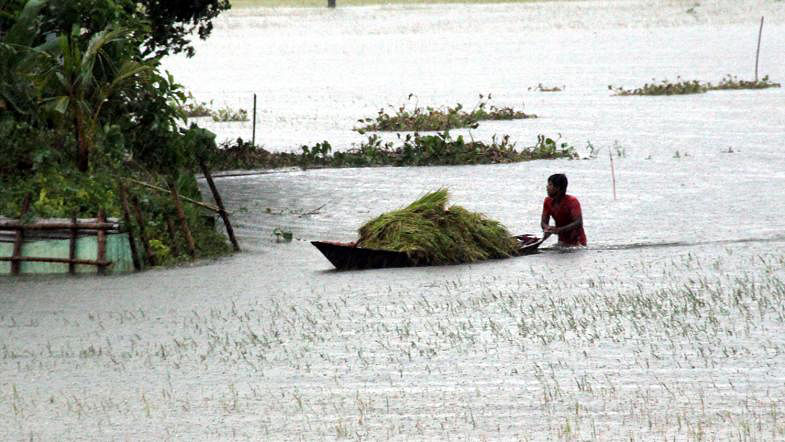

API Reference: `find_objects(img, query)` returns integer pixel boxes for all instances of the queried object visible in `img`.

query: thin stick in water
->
[609,149,617,201]
[755,16,764,82]
[252,93,257,147]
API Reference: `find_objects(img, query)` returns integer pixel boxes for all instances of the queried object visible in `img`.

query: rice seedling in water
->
[354,94,536,133]
[355,188,518,265]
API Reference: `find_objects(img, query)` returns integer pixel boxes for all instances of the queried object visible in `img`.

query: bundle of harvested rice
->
[356,188,518,265]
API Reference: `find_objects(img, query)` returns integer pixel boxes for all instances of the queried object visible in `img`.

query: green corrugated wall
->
[0,233,135,274]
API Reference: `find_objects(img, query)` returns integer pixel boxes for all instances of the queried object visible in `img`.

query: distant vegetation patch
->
[354,94,536,134]
[711,74,781,91]
[180,94,248,122]
[205,133,577,171]
[528,83,563,92]
[610,75,780,96]
[211,106,249,122]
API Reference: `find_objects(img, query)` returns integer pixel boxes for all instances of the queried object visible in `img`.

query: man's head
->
[547,173,568,198]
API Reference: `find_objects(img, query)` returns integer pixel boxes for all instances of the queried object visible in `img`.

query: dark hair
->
[548,173,568,193]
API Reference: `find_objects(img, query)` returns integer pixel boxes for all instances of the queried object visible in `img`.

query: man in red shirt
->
[540,173,587,247]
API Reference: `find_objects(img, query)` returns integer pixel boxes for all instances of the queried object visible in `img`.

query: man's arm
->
[541,201,552,232]
[550,215,582,234]
[551,197,583,234]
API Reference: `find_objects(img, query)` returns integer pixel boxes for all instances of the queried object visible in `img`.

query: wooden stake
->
[118,184,142,271]
[609,149,617,201]
[199,159,240,252]
[10,194,31,275]
[755,16,764,82]
[168,178,197,259]
[252,93,257,147]
[96,209,107,275]
[69,214,77,274]
[131,195,156,267]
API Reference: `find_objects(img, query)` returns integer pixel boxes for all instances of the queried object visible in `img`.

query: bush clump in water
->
[206,133,578,171]
[354,94,536,133]
[356,189,518,265]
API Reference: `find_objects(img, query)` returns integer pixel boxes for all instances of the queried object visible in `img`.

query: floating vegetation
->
[178,94,249,121]
[354,94,536,133]
[528,83,563,92]
[273,227,293,242]
[712,74,781,90]
[609,78,706,96]
[211,106,249,122]
[356,188,517,265]
[206,133,578,171]
[610,75,780,96]
[180,93,213,118]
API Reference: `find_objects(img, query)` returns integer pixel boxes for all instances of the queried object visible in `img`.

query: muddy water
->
[2,1,785,439]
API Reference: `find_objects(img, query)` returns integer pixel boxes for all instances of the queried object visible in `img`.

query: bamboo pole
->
[124,177,220,213]
[130,195,156,267]
[0,222,117,231]
[69,214,77,274]
[199,159,240,252]
[0,256,110,267]
[118,184,142,271]
[755,16,764,82]
[168,179,197,259]
[96,209,107,275]
[10,194,31,275]
[252,93,257,147]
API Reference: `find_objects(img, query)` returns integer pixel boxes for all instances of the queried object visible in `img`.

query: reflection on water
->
[3,1,785,439]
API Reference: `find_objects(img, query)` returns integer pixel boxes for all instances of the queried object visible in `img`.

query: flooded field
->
[2,0,785,439]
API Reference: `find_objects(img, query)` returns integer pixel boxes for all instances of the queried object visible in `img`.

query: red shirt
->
[542,195,587,246]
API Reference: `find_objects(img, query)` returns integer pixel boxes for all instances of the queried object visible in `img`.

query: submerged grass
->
[3,249,785,439]
[354,94,535,133]
[610,75,780,96]
[356,188,518,265]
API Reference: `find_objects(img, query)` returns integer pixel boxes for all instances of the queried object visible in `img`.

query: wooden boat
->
[311,234,547,270]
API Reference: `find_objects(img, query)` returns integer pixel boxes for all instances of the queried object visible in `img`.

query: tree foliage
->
[0,0,225,217]
[137,0,232,58]
[1,0,230,58]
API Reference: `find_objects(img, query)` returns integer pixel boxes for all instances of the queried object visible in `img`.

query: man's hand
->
[543,225,559,234]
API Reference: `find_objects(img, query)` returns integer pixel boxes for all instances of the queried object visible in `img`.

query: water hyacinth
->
[356,189,518,265]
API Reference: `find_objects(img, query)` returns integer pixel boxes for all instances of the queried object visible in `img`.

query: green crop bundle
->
[357,189,517,265]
